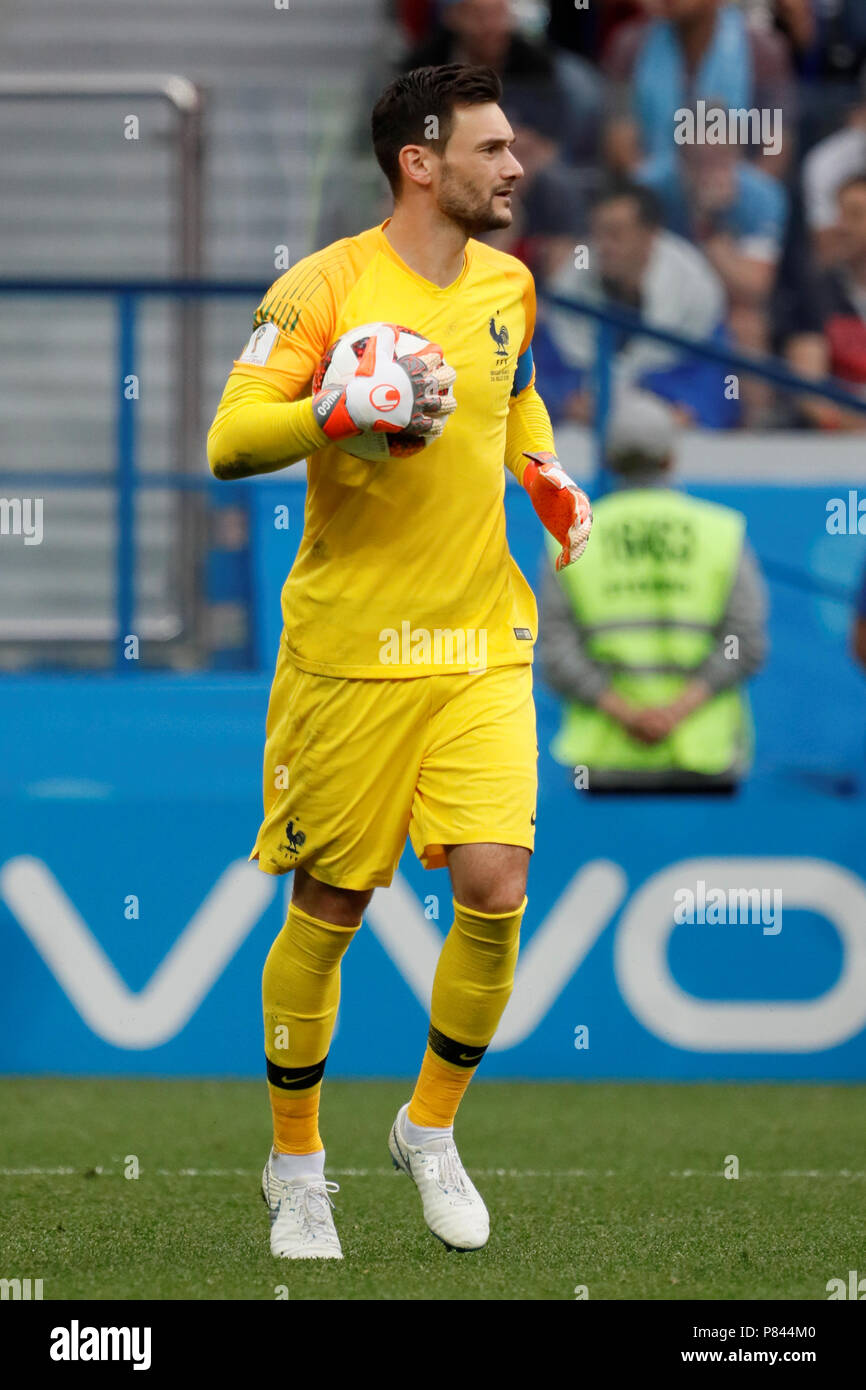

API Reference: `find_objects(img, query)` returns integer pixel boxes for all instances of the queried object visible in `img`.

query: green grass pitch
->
[1,1077,864,1301]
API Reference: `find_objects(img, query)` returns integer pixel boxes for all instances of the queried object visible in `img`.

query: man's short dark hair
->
[371,64,503,196]
[592,179,662,229]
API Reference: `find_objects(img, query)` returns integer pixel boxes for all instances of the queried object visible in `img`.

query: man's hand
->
[598,680,712,744]
[312,324,456,444]
[631,707,679,744]
[598,689,656,743]
[522,450,593,569]
[648,680,712,734]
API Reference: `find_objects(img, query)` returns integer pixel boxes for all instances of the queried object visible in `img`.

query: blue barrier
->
[3,278,866,1079]
[2,482,865,1079]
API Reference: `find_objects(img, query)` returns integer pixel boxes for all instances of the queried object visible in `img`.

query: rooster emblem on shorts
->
[281,819,306,855]
[489,316,509,357]
[285,819,306,848]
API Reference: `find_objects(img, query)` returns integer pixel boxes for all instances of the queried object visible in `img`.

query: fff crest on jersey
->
[489,315,510,357]
[488,315,513,383]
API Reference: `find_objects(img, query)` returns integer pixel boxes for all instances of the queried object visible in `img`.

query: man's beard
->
[437,163,512,236]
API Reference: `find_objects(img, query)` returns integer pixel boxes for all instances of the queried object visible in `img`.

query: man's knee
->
[446,844,529,915]
[292,867,374,926]
[460,881,527,915]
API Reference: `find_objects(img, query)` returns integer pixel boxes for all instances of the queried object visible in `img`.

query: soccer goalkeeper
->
[207,63,592,1259]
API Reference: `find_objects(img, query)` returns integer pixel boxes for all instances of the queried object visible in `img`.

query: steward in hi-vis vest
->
[539,391,767,790]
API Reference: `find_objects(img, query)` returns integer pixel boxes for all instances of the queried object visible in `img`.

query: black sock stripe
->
[428,1024,488,1069]
[266,1055,327,1090]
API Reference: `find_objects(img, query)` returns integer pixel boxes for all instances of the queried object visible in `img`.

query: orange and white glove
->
[522,451,593,570]
[313,324,455,443]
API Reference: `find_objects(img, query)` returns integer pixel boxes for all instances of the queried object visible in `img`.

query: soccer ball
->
[312,322,456,460]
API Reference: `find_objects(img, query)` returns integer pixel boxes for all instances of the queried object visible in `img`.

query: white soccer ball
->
[312,321,456,460]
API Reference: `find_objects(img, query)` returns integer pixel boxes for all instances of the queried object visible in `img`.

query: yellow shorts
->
[250,642,538,889]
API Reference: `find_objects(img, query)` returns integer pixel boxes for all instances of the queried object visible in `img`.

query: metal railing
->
[542,289,866,474]
[0,73,203,275]
[0,76,206,660]
[2,278,866,671]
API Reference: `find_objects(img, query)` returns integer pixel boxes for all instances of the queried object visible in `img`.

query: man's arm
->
[207,372,327,480]
[640,541,769,741]
[207,253,341,480]
[504,305,594,567]
[506,376,593,567]
[540,541,768,745]
[538,566,662,743]
[696,541,768,691]
[786,332,866,431]
[699,233,776,309]
[537,564,610,707]
[208,307,455,481]
[504,270,558,485]
[503,367,555,486]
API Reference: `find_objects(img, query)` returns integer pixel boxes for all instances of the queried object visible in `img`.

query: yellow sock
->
[408,897,525,1129]
[262,900,359,1154]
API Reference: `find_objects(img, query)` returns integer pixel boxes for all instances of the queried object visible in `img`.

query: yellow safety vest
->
[549,488,753,774]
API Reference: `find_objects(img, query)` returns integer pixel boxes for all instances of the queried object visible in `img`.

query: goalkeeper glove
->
[312,323,456,444]
[522,450,593,570]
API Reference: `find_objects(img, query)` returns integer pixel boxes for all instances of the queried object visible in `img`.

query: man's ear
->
[398,143,435,190]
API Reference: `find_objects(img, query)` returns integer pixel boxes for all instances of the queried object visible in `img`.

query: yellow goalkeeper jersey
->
[227,219,555,678]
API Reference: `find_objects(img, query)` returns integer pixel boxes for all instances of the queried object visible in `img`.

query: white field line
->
[0,1166,865,1180]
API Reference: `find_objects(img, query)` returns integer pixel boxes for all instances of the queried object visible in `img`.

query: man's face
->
[446,0,512,66]
[681,141,738,213]
[838,184,866,263]
[434,102,523,236]
[592,197,652,284]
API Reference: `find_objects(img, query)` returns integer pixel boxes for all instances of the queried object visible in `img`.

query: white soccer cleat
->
[261,1155,343,1260]
[388,1103,490,1251]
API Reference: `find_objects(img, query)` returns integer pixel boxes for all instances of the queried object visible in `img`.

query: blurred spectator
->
[604,0,796,181]
[676,138,789,290]
[483,86,601,271]
[771,0,817,71]
[538,390,767,791]
[802,88,866,265]
[548,0,660,65]
[401,0,604,164]
[802,0,866,87]
[772,3,866,163]
[396,0,438,46]
[499,160,601,279]
[671,138,789,422]
[784,173,866,429]
[534,180,738,428]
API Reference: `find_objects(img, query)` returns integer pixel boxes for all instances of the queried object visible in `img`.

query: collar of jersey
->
[376,219,472,295]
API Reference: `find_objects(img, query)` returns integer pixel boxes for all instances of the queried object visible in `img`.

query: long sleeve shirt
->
[538,536,768,706]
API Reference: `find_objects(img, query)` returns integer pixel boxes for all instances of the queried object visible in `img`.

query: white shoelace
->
[434,1144,473,1202]
[297,1179,340,1237]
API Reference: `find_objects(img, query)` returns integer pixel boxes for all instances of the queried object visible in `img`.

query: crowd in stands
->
[391,0,866,430]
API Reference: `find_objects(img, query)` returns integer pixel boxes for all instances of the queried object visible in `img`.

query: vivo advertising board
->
[1,473,865,1079]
